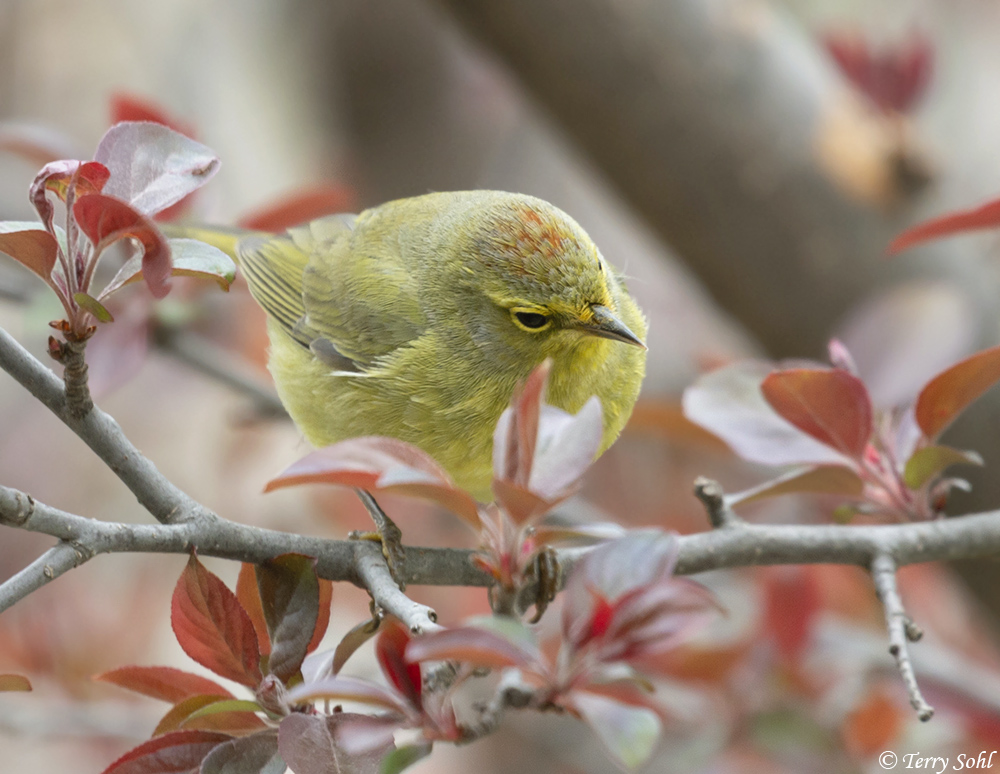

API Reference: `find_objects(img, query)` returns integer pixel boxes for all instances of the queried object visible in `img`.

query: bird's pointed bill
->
[578,305,646,348]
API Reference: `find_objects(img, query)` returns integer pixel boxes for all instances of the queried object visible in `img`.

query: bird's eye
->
[512,309,551,331]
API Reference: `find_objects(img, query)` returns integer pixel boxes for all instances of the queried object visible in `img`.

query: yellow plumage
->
[182,191,646,500]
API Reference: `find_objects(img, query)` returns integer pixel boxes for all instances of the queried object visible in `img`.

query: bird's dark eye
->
[512,310,550,331]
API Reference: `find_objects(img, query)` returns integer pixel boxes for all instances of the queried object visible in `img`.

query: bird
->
[178,189,646,517]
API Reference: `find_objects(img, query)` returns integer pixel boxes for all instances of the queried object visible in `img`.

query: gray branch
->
[872,552,935,721]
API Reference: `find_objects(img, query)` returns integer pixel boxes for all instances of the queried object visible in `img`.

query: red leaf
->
[154,694,237,736]
[726,465,865,507]
[94,665,232,704]
[236,564,270,657]
[404,626,533,670]
[493,360,549,485]
[762,566,821,662]
[265,436,480,525]
[110,94,195,137]
[100,729,232,774]
[284,676,409,715]
[331,617,381,676]
[278,714,394,774]
[255,554,320,682]
[29,160,110,232]
[236,184,357,232]
[73,194,171,298]
[199,730,281,774]
[761,368,873,460]
[376,619,422,709]
[889,196,1000,254]
[915,344,1000,440]
[170,555,263,688]
[309,578,333,655]
[0,229,58,284]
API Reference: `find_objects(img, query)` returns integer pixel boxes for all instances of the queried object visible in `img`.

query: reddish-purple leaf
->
[30,160,110,232]
[490,478,552,525]
[73,193,171,298]
[278,713,394,774]
[331,617,380,676]
[493,360,549,485]
[309,578,333,655]
[284,676,410,715]
[0,674,31,692]
[404,626,533,670]
[265,436,480,525]
[890,196,1000,254]
[199,730,282,774]
[236,564,270,657]
[376,619,422,709]
[903,445,983,490]
[94,121,220,217]
[683,360,849,466]
[100,238,235,299]
[94,665,232,704]
[170,554,263,688]
[565,691,661,770]
[99,729,233,774]
[237,184,356,232]
[0,229,58,284]
[181,699,267,735]
[761,368,873,460]
[915,344,1000,440]
[255,554,319,682]
[726,465,865,507]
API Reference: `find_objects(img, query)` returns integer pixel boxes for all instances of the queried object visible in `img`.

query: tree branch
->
[0,326,209,525]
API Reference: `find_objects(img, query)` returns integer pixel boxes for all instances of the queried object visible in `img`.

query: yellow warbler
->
[182,190,646,500]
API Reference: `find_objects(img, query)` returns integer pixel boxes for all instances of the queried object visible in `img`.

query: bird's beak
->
[577,305,646,349]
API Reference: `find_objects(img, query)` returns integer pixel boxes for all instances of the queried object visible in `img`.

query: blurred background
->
[2,0,1000,770]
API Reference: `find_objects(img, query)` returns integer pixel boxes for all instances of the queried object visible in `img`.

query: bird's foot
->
[350,489,406,589]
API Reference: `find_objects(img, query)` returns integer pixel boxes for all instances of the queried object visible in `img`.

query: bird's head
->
[464,195,646,359]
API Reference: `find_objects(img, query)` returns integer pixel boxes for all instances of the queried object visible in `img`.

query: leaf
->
[236,563,271,657]
[915,344,1000,440]
[30,160,110,232]
[99,729,232,774]
[154,694,234,736]
[73,292,114,322]
[309,578,334,655]
[100,238,236,299]
[332,617,382,676]
[93,121,220,216]
[0,674,31,692]
[404,626,534,670]
[903,445,984,490]
[0,228,58,285]
[255,554,320,682]
[265,436,480,526]
[199,730,283,774]
[492,360,549,485]
[182,699,267,734]
[170,554,263,688]
[889,195,1000,253]
[682,360,849,466]
[237,184,356,231]
[528,398,604,497]
[94,665,232,703]
[761,368,873,460]
[567,691,662,770]
[73,193,172,298]
[278,714,394,774]
[726,465,864,507]
[379,743,433,774]
[375,619,422,709]
[284,677,409,715]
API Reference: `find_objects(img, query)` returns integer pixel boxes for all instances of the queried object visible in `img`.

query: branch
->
[0,325,210,524]
[352,540,443,636]
[872,552,935,721]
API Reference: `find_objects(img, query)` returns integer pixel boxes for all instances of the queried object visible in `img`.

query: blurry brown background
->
[2,0,1000,771]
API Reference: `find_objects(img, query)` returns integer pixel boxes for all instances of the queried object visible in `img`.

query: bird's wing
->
[237,214,426,371]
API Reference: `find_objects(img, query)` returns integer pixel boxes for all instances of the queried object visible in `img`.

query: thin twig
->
[871,552,935,721]
[0,543,88,611]
[352,540,442,636]
[694,477,744,529]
